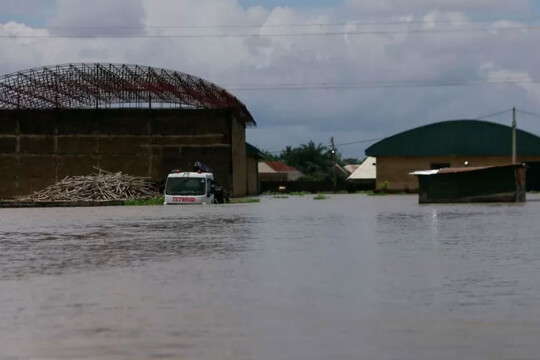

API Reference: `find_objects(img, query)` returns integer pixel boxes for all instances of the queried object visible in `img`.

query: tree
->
[342,157,361,165]
[279,141,335,182]
[260,150,280,161]
[259,140,352,182]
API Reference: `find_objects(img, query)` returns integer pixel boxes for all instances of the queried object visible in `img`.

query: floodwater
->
[1,194,540,360]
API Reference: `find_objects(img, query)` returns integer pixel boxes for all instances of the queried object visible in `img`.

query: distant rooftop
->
[258,161,303,181]
[263,161,299,172]
[347,157,376,180]
[366,120,540,157]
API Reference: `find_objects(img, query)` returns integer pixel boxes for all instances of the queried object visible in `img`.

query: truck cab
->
[164,170,215,205]
[164,162,229,205]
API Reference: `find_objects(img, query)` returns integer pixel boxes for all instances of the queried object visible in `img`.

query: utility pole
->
[331,137,337,193]
[512,107,517,164]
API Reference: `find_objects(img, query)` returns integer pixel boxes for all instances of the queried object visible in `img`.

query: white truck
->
[163,162,228,205]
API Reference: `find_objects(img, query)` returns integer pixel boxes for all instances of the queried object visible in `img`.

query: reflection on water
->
[0,214,254,280]
[1,195,540,360]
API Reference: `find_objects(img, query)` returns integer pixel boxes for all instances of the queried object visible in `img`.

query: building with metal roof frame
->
[0,63,256,198]
[0,63,254,123]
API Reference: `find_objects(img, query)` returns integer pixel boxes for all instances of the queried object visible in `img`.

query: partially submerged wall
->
[0,109,246,198]
[376,155,540,192]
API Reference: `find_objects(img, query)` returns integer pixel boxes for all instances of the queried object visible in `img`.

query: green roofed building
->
[365,120,540,192]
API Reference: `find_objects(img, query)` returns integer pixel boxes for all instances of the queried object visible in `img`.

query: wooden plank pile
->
[17,168,160,202]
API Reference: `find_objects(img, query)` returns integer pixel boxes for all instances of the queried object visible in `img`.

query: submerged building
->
[411,164,527,203]
[365,120,540,192]
[0,63,257,198]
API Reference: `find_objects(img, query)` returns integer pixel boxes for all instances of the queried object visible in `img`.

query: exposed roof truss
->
[0,63,254,124]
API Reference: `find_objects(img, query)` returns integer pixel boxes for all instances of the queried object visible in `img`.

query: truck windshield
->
[165,177,206,196]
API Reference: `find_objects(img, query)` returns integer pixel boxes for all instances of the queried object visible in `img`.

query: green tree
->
[279,141,335,182]
[342,157,362,165]
[260,150,280,161]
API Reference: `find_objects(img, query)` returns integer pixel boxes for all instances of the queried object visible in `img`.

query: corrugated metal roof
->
[264,161,299,172]
[366,120,540,157]
[258,161,304,180]
[411,163,526,176]
[344,164,360,173]
[258,162,276,173]
[347,156,376,180]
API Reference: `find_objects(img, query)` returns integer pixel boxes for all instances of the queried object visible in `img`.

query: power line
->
[265,137,383,154]
[263,137,380,154]
[332,108,516,149]
[2,24,539,38]
[3,16,538,30]
[473,108,513,120]
[227,78,539,91]
[334,138,384,147]
[516,109,540,119]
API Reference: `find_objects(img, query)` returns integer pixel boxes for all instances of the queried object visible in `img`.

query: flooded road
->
[1,194,540,360]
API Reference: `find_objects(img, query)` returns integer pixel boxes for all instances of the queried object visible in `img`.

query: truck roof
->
[167,171,213,179]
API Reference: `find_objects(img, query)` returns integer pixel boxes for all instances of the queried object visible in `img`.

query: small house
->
[410,163,527,203]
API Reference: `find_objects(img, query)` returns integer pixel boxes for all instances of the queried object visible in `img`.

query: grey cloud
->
[344,0,530,16]
[48,0,146,36]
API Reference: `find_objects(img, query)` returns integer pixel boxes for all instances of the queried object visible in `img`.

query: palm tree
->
[280,141,334,181]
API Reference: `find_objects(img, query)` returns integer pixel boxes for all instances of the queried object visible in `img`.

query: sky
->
[1,0,540,158]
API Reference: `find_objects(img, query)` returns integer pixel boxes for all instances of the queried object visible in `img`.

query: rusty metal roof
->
[0,63,255,124]
[264,161,299,172]
[411,163,526,176]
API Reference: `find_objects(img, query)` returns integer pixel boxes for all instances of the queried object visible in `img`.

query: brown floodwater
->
[1,194,540,360]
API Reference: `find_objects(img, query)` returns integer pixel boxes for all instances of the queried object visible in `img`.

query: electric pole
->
[512,107,517,164]
[331,137,337,193]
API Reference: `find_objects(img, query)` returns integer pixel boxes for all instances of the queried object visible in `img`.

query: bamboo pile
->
[17,168,160,202]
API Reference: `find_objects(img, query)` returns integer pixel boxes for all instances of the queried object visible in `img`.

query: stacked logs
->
[17,168,160,202]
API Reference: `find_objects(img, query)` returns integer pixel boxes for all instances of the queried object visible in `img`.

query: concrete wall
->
[230,116,247,197]
[246,155,258,195]
[376,155,540,191]
[0,109,251,198]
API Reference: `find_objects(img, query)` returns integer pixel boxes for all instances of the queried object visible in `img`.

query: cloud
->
[0,0,539,157]
[480,62,540,100]
[345,0,529,16]
[0,0,53,17]
[49,0,146,36]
